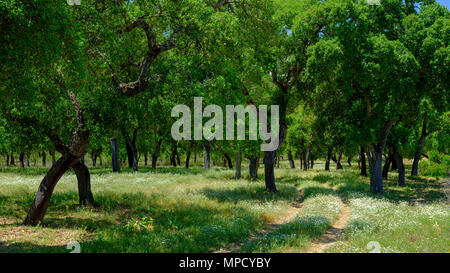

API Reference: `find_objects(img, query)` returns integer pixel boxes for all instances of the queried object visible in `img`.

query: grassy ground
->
[0,160,448,253]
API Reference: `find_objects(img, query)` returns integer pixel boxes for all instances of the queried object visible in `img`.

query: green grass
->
[0,161,448,253]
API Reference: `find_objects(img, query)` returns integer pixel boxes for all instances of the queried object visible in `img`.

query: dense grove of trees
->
[0,0,448,225]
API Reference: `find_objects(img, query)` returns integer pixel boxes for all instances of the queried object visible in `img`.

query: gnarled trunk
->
[24,153,79,226]
[411,120,428,176]
[288,150,295,169]
[110,137,120,173]
[72,161,95,207]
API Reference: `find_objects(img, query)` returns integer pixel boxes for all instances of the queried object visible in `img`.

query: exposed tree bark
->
[24,153,80,226]
[204,141,211,170]
[24,87,90,226]
[110,137,120,173]
[144,152,148,166]
[288,150,295,169]
[72,161,95,206]
[19,152,25,168]
[6,153,9,166]
[310,154,314,169]
[411,119,428,176]
[366,119,393,194]
[347,157,352,167]
[360,146,367,176]
[249,157,258,181]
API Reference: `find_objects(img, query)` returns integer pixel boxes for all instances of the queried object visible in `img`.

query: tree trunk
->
[49,150,56,165]
[10,151,15,166]
[325,147,332,171]
[249,157,258,181]
[72,161,95,206]
[152,140,162,169]
[235,151,242,179]
[125,130,138,172]
[393,150,405,186]
[6,153,9,166]
[224,152,233,169]
[368,149,383,194]
[23,153,79,226]
[175,149,181,166]
[336,151,343,170]
[110,138,120,173]
[304,147,311,170]
[360,146,367,176]
[382,150,393,180]
[204,142,211,170]
[42,151,46,167]
[144,152,148,166]
[310,155,314,169]
[347,157,352,167]
[263,151,277,192]
[367,120,393,194]
[91,149,97,167]
[288,150,295,169]
[185,149,191,169]
[19,152,25,168]
[411,120,428,176]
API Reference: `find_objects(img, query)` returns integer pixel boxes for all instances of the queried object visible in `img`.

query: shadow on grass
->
[0,189,267,253]
[199,184,298,203]
[241,215,331,253]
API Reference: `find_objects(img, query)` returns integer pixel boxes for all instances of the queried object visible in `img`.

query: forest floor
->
[0,161,448,253]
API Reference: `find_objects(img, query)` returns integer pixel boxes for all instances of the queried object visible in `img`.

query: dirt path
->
[305,199,351,253]
[214,189,304,253]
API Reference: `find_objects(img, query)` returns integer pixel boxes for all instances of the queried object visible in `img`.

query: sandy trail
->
[305,199,351,253]
[214,190,303,253]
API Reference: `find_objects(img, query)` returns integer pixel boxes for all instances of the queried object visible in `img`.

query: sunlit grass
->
[0,160,448,253]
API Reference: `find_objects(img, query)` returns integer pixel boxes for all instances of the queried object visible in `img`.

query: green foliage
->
[419,151,450,178]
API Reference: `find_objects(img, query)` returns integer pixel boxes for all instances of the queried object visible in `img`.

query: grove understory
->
[0,160,448,253]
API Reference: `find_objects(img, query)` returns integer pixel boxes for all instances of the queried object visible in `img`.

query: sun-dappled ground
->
[0,161,448,253]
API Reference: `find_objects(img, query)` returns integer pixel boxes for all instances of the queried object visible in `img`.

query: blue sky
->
[436,0,449,8]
